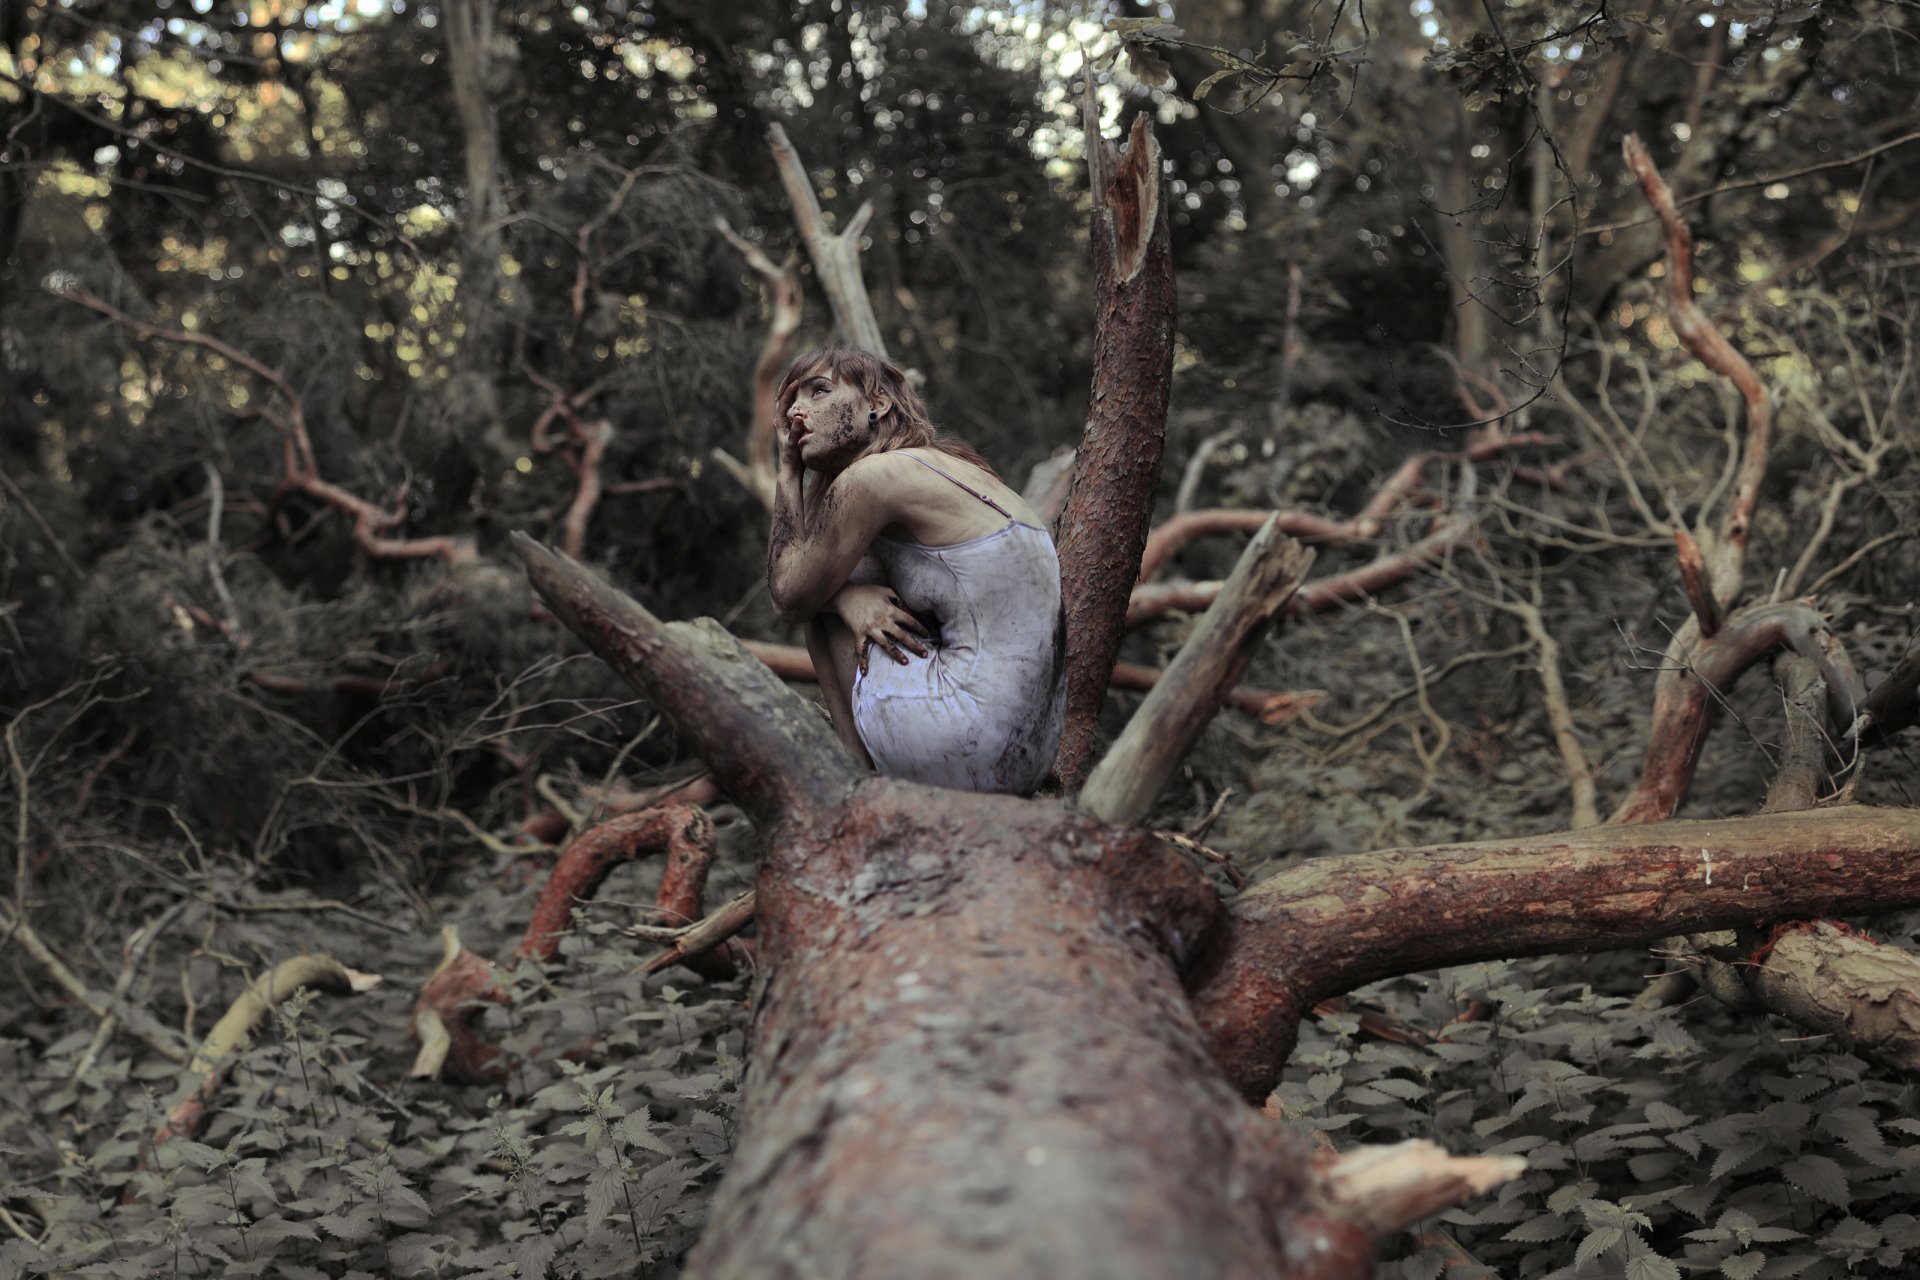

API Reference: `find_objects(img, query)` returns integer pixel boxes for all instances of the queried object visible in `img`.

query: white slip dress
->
[849,453,1066,794]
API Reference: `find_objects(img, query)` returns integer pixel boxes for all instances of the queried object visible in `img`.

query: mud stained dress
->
[849,454,1066,795]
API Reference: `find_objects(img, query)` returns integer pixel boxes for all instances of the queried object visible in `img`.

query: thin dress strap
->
[901,451,1016,520]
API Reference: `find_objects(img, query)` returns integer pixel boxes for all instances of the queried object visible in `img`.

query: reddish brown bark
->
[1193,805,1920,1101]
[517,804,715,962]
[1672,528,1722,636]
[695,780,1367,1279]
[413,803,732,1082]
[65,288,473,564]
[513,774,720,847]
[1128,516,1477,629]
[1609,601,1862,826]
[517,537,1474,1278]
[1052,113,1177,789]
[1624,133,1770,600]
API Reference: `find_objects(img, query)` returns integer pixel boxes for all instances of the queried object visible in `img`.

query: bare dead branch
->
[766,123,886,356]
[635,888,757,975]
[1610,601,1862,826]
[518,804,716,962]
[1083,522,1313,826]
[714,216,803,511]
[1128,515,1477,630]
[514,534,860,827]
[154,955,381,1148]
[1623,133,1770,604]
[1673,528,1723,637]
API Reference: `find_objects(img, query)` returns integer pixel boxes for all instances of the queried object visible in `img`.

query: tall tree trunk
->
[442,0,508,420]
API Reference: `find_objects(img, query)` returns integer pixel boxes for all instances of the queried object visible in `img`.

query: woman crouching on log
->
[767,346,1065,794]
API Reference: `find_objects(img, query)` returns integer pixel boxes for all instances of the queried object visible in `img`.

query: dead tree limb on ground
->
[515,532,1515,1279]
[1192,805,1920,1101]
[409,802,733,1082]
[151,955,381,1150]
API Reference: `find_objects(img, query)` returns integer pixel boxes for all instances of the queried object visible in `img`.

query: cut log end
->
[1321,1140,1527,1238]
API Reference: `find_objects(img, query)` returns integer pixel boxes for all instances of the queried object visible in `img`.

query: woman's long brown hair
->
[774,346,1000,478]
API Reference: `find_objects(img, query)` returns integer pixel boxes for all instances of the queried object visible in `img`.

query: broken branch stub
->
[512,533,859,828]
[1082,520,1313,827]
[1053,113,1177,788]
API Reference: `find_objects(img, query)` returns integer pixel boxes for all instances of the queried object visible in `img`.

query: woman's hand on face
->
[778,416,804,475]
[832,583,929,675]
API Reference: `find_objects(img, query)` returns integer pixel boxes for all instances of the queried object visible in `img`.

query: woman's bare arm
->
[767,453,901,625]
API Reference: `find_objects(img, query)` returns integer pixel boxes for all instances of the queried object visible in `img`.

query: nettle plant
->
[0,934,744,1280]
[1278,954,1920,1280]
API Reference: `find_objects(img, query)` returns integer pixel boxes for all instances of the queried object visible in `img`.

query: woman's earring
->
[868,409,878,423]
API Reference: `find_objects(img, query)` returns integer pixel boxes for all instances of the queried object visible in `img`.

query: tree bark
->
[1192,805,1920,1101]
[1052,114,1177,788]
[516,538,1507,1278]
[442,0,509,401]
[1082,521,1312,826]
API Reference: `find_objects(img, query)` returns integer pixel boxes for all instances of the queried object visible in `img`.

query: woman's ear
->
[869,391,893,421]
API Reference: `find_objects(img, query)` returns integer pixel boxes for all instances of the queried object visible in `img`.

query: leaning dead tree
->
[515,114,1920,1278]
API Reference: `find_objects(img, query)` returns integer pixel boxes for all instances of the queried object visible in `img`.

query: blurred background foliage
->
[3,0,1919,1275]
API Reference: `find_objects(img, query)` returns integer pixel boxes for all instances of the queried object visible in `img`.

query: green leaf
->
[1709,1140,1769,1181]
[1629,1152,1683,1182]
[1781,1154,1850,1207]
[1575,1225,1624,1267]
[584,1165,625,1224]
[1646,1101,1695,1130]
[1503,1214,1573,1243]
[1622,1251,1681,1280]
[1821,1215,1882,1257]
[1721,1252,1764,1280]
[1366,1076,1428,1101]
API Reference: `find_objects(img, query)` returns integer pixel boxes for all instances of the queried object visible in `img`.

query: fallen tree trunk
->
[516,533,1508,1278]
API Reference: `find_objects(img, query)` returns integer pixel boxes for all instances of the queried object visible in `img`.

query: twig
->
[634,888,757,974]
[71,900,191,1080]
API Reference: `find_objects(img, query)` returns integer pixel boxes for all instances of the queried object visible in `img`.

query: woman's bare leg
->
[804,614,874,769]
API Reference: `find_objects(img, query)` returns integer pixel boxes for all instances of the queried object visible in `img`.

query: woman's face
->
[786,371,887,473]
